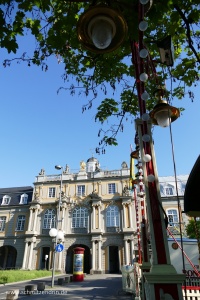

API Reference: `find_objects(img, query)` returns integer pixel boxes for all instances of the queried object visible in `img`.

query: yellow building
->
[0,158,189,273]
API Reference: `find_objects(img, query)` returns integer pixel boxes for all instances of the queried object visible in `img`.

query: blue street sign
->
[55,244,64,252]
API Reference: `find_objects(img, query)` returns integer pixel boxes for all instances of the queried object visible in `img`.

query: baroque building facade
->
[0,158,189,273]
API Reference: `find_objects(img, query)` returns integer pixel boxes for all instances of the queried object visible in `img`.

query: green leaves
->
[0,0,200,148]
[95,98,119,123]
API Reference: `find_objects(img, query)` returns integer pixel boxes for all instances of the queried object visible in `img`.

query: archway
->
[0,246,17,269]
[109,245,119,273]
[66,244,91,274]
[40,246,50,270]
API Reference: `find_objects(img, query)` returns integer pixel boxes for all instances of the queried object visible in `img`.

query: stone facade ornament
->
[63,164,70,174]
[39,168,45,175]
[122,185,129,196]
[89,190,101,200]
[80,160,86,170]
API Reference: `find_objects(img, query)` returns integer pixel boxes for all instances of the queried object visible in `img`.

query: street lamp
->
[77,4,127,53]
[149,96,180,127]
[49,165,64,288]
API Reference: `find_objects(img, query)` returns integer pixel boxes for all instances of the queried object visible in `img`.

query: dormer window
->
[165,187,174,196]
[2,195,11,205]
[20,194,28,204]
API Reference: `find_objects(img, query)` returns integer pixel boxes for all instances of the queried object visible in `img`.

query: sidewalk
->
[0,274,134,300]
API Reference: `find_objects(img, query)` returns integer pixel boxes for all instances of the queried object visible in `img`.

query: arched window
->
[20,193,28,204]
[167,209,178,226]
[72,207,88,228]
[106,205,119,227]
[43,209,56,229]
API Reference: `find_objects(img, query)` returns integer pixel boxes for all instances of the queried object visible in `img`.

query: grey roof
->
[87,157,99,163]
[0,186,33,206]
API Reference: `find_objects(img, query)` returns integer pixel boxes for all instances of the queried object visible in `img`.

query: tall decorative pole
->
[77,0,185,298]
[130,2,185,299]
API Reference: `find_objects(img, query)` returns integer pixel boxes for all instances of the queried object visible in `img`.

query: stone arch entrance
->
[66,244,91,274]
[39,246,50,270]
[109,245,119,273]
[0,245,17,269]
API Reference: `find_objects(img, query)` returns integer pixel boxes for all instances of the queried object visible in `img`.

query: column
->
[92,205,96,229]
[98,240,102,270]
[97,182,102,196]
[98,205,101,229]
[130,240,134,264]
[27,208,33,231]
[92,241,96,270]
[128,204,133,228]
[124,240,129,265]
[28,242,34,269]
[32,208,38,232]
[123,203,126,228]
[22,241,28,269]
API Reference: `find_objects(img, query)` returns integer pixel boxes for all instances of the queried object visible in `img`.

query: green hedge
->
[0,270,57,284]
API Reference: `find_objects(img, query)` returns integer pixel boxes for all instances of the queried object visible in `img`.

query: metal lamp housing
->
[157,35,174,67]
[77,5,128,53]
[149,100,180,127]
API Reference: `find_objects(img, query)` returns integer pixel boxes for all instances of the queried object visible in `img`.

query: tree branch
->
[174,4,200,64]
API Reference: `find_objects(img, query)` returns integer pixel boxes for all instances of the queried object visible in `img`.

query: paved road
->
[0,274,134,300]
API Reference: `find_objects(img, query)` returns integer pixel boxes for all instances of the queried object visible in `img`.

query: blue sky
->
[0,38,199,188]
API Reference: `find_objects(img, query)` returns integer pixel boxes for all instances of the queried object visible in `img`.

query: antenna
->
[89,148,95,157]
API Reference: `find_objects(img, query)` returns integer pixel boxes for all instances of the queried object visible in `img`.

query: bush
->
[0,270,56,284]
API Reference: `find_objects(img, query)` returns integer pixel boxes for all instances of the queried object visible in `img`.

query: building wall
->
[0,161,191,273]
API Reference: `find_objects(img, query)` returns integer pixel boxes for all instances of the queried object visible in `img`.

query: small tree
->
[185,218,200,239]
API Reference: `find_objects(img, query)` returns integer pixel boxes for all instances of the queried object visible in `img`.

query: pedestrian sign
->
[55,244,64,252]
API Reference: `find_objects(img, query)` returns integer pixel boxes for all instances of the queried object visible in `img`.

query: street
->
[0,274,134,300]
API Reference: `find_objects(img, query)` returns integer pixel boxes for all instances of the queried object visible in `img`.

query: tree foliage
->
[185,219,200,239]
[0,0,200,150]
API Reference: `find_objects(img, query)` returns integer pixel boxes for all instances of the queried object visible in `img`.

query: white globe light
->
[147,174,155,182]
[49,228,57,238]
[142,113,150,121]
[88,16,116,50]
[139,49,148,58]
[142,134,150,142]
[143,154,151,162]
[155,111,171,127]
[141,91,149,101]
[57,230,64,240]
[139,21,148,31]
[139,73,148,82]
[140,0,149,4]
[139,175,143,180]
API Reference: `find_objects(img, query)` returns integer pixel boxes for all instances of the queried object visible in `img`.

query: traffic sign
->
[55,244,64,252]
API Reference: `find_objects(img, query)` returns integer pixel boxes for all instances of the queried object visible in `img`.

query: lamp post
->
[49,165,64,288]
[77,1,185,298]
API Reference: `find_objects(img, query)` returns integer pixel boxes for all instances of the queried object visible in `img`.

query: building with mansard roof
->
[0,158,190,273]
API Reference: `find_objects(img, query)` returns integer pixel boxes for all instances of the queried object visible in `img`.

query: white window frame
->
[16,215,26,231]
[2,195,11,205]
[72,207,88,228]
[106,205,120,227]
[167,209,178,226]
[77,185,85,197]
[0,216,6,231]
[20,193,28,204]
[43,209,56,229]
[48,187,56,198]
[165,186,174,196]
[108,183,116,194]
